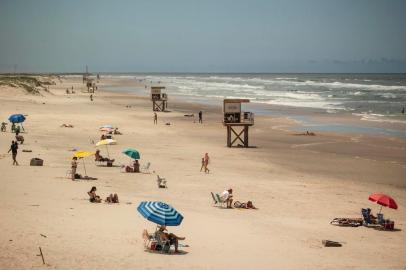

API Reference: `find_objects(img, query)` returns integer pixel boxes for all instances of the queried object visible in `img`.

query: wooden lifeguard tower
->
[151,86,168,111]
[223,99,254,148]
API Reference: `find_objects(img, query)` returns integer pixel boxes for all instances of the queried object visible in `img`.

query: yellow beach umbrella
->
[96,139,117,146]
[73,151,95,176]
[95,139,116,157]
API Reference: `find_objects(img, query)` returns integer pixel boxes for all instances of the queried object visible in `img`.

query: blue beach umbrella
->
[8,114,26,123]
[137,201,184,226]
[122,148,140,160]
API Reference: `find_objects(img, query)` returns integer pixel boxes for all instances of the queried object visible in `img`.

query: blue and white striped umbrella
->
[137,201,183,226]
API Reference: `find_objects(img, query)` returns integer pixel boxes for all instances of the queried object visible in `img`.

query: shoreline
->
[102,80,406,137]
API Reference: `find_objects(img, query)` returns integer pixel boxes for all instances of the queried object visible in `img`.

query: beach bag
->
[30,158,43,166]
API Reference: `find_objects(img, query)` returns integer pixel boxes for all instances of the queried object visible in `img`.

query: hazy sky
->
[1,0,406,73]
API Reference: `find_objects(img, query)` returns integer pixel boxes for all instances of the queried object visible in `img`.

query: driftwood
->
[38,247,45,264]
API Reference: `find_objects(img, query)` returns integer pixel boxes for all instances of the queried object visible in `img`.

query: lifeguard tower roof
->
[224,99,250,103]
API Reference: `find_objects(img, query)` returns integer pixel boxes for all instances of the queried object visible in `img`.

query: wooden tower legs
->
[152,100,167,111]
[226,125,249,147]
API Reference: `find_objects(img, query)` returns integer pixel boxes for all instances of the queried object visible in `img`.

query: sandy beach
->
[0,76,405,270]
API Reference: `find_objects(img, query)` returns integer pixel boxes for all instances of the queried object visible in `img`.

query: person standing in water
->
[402,107,405,114]
[154,112,158,125]
[8,140,19,165]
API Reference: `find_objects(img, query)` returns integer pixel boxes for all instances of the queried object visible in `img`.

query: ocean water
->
[133,73,406,123]
[101,73,406,135]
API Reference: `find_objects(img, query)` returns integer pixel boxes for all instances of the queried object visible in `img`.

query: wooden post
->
[244,126,249,147]
[227,126,231,147]
[39,247,45,264]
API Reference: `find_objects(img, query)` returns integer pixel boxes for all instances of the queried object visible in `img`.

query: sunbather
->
[106,193,119,203]
[220,188,233,208]
[95,150,114,163]
[60,123,74,128]
[88,186,102,203]
[155,225,185,253]
[133,160,140,173]
[234,200,257,209]
[113,128,122,135]
[15,134,24,144]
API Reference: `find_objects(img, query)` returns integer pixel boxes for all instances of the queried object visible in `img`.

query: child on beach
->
[88,186,102,203]
[204,153,210,173]
[200,157,205,172]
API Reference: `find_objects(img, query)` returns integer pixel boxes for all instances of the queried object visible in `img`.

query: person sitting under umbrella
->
[95,150,114,163]
[155,225,185,253]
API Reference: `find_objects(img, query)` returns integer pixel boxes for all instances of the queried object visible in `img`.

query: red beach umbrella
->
[369,193,398,213]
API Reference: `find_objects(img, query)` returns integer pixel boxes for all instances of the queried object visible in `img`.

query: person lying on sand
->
[88,186,102,203]
[155,225,185,253]
[233,200,257,209]
[75,173,97,180]
[60,124,74,128]
[95,150,115,163]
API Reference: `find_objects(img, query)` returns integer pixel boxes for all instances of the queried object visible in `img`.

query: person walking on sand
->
[8,140,19,165]
[204,153,210,173]
[90,94,93,101]
[71,157,78,180]
[200,157,205,172]
[154,112,158,125]
[198,111,203,124]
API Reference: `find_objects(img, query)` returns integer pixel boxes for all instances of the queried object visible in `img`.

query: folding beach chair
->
[142,229,157,250]
[215,193,226,208]
[157,175,167,188]
[154,231,171,253]
[211,192,218,205]
[361,208,371,226]
[141,162,151,173]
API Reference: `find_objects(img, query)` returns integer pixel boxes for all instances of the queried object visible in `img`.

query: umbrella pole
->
[83,159,87,176]
[378,205,382,214]
[106,145,110,158]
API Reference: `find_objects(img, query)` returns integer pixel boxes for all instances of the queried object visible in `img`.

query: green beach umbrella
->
[122,148,140,160]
